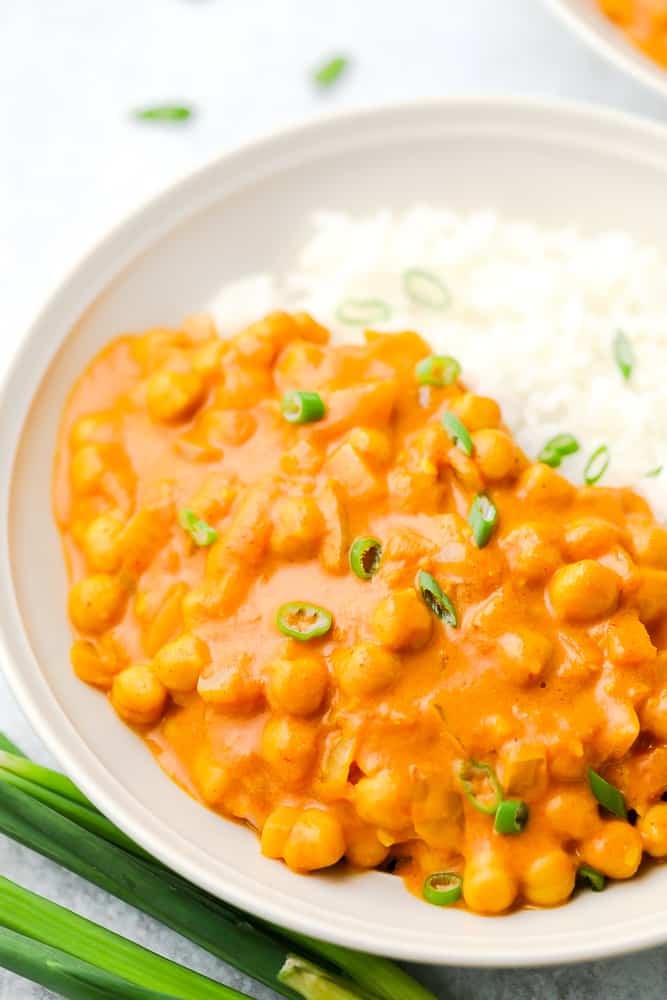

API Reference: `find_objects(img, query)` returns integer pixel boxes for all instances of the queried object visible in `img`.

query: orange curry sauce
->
[54,311,667,913]
[598,0,667,67]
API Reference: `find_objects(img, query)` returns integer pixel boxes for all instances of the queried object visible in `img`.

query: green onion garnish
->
[349,537,382,580]
[403,269,451,311]
[422,872,462,907]
[459,760,503,816]
[134,106,193,122]
[538,433,580,468]
[416,570,457,627]
[583,445,610,486]
[414,355,461,387]
[469,494,498,548]
[442,411,473,456]
[276,602,333,641]
[335,299,392,327]
[613,329,635,381]
[646,465,663,478]
[281,390,326,424]
[312,56,349,87]
[577,863,606,892]
[178,508,218,547]
[494,799,529,835]
[588,768,627,818]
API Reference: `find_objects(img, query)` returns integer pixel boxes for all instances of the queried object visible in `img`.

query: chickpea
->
[543,789,599,840]
[260,805,301,858]
[522,850,575,907]
[192,751,231,806]
[68,574,127,634]
[606,612,656,666]
[354,770,411,831]
[371,590,432,651]
[462,860,517,914]
[581,821,643,880]
[197,652,263,710]
[500,523,562,584]
[451,393,501,432]
[498,628,552,684]
[346,427,393,465]
[331,643,401,698]
[153,633,211,692]
[627,516,667,568]
[82,512,124,572]
[70,412,116,449]
[345,826,390,868]
[563,517,620,560]
[111,665,167,725]
[70,445,105,493]
[267,656,328,715]
[516,463,574,506]
[70,638,122,689]
[270,496,324,560]
[146,369,205,423]
[283,809,346,872]
[261,717,317,785]
[548,560,619,623]
[640,689,667,742]
[639,803,667,857]
[472,429,519,482]
[635,568,667,626]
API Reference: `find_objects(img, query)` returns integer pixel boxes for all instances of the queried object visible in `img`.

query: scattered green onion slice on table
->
[613,329,635,381]
[577,863,606,892]
[276,602,333,641]
[538,433,580,468]
[494,799,529,835]
[312,56,349,87]
[178,509,218,547]
[335,299,392,326]
[442,411,473,456]
[416,570,458,627]
[281,390,326,424]
[422,872,463,907]
[469,494,498,548]
[415,355,461,387]
[459,760,503,815]
[134,105,193,122]
[646,465,663,478]
[583,445,610,486]
[403,269,451,311]
[349,537,382,579]
[588,768,627,818]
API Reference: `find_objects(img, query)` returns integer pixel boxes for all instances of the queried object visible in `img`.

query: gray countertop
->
[2,1,667,996]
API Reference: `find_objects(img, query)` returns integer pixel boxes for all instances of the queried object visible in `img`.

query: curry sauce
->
[54,311,667,913]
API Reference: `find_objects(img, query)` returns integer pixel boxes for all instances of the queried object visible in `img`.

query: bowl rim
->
[542,0,667,99]
[4,95,667,967]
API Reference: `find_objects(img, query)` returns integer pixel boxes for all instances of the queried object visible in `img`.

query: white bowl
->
[544,0,667,99]
[3,98,667,968]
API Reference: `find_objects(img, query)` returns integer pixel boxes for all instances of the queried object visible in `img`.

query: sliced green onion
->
[276,602,333,641]
[583,445,610,486]
[414,355,461,387]
[134,106,193,122]
[312,56,349,87]
[335,299,392,327]
[538,433,580,469]
[469,494,497,548]
[281,390,326,424]
[349,537,382,580]
[403,269,451,311]
[178,509,218,547]
[577,863,606,892]
[416,570,457,627]
[494,799,528,835]
[422,872,462,907]
[588,768,627,818]
[613,329,635,381]
[459,760,503,816]
[646,465,663,478]
[441,411,473,456]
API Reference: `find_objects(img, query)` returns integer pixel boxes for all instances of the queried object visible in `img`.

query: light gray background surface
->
[2,1,667,997]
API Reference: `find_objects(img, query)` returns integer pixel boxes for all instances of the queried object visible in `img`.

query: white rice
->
[209,207,667,521]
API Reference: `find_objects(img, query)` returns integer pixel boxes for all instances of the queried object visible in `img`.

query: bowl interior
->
[4,100,667,965]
